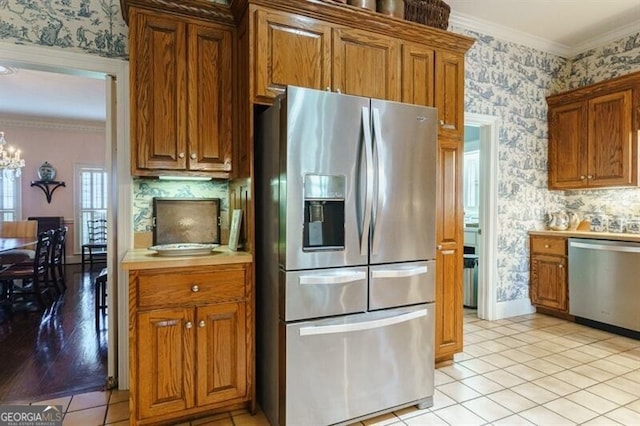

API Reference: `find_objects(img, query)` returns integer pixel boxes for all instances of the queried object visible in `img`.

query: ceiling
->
[0,0,639,122]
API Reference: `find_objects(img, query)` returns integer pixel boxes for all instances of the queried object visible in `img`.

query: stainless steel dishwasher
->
[568,238,640,333]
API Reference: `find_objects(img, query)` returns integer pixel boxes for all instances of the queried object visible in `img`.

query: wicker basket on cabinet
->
[404,0,450,30]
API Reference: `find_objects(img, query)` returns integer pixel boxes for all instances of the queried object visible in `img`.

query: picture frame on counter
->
[229,209,243,251]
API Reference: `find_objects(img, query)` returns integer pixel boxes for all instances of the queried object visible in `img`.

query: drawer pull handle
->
[198,320,206,328]
[185,321,193,329]
[191,285,199,293]
[544,244,550,248]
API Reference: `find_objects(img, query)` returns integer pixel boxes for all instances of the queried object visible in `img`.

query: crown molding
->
[0,114,105,133]
[570,21,640,56]
[449,11,640,59]
[449,11,571,57]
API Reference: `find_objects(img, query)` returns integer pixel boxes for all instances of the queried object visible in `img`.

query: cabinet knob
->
[185,321,193,329]
[336,88,342,94]
[178,152,185,159]
[190,153,197,160]
[558,264,564,269]
[544,244,550,248]
[439,120,445,126]
[198,320,206,328]
[587,175,593,179]
[580,175,586,180]
[325,87,331,91]
[191,285,199,293]
[436,244,443,250]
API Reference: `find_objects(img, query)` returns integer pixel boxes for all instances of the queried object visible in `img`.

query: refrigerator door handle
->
[371,107,383,256]
[371,266,428,278]
[299,309,427,336]
[361,106,374,256]
[299,271,367,285]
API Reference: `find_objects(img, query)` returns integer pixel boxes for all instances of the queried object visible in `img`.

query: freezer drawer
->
[282,267,368,321]
[369,260,435,310]
[284,304,434,425]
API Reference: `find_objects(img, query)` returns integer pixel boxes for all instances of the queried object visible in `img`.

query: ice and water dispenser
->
[302,174,345,251]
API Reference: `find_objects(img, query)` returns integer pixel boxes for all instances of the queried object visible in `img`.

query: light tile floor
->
[31,311,639,425]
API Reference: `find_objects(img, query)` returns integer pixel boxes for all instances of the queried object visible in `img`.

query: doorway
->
[0,42,132,392]
[463,113,499,321]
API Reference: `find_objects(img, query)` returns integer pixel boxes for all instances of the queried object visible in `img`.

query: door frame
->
[0,41,132,388]
[464,113,499,320]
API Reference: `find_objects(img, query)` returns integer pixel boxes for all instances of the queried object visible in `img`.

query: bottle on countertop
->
[589,211,608,232]
[608,215,626,233]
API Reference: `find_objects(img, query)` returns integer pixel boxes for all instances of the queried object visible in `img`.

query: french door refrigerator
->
[256,86,438,425]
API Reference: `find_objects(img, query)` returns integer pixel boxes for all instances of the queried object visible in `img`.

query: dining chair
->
[95,267,108,328]
[49,227,68,294]
[0,230,55,310]
[0,220,38,265]
[82,219,107,270]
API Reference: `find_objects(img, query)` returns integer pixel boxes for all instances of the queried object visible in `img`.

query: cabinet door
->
[548,101,588,189]
[401,42,435,107]
[435,51,464,140]
[137,308,195,419]
[435,138,463,361]
[588,90,634,187]
[130,10,187,172]
[333,28,400,101]
[530,255,567,311]
[196,302,247,406]
[187,24,233,173]
[254,8,332,101]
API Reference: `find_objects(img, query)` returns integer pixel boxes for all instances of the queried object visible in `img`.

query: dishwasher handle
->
[570,241,640,254]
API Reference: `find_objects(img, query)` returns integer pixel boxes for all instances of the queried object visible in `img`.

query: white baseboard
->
[494,298,536,320]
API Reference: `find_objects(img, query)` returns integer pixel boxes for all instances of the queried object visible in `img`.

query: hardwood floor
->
[0,263,108,403]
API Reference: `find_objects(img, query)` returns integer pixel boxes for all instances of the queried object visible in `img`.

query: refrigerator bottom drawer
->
[284,304,434,425]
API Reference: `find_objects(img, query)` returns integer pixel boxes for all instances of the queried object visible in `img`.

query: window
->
[463,150,480,221]
[76,165,108,249]
[0,177,21,221]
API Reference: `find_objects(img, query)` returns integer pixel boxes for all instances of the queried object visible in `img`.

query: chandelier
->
[0,132,25,180]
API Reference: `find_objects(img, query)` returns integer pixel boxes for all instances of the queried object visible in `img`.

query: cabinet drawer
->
[531,236,566,256]
[136,267,246,308]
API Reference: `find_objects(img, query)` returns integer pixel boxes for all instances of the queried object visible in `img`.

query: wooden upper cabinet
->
[130,10,187,172]
[129,8,234,177]
[333,28,401,101]
[588,90,633,187]
[401,42,435,107]
[547,72,640,190]
[254,8,331,102]
[187,24,233,173]
[435,51,465,139]
[548,101,588,189]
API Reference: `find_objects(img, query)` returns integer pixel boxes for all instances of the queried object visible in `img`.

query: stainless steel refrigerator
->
[256,86,438,425]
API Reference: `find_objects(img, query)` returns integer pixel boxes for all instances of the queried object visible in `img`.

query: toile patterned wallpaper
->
[2,0,639,304]
[0,0,129,58]
[452,26,640,302]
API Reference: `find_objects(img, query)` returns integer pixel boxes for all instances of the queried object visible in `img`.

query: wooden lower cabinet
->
[435,138,463,362]
[130,263,253,425]
[529,235,569,316]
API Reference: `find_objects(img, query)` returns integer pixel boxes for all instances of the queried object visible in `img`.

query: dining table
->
[0,237,38,253]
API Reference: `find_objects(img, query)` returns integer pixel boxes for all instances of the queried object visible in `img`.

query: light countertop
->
[529,229,640,243]
[121,246,253,271]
